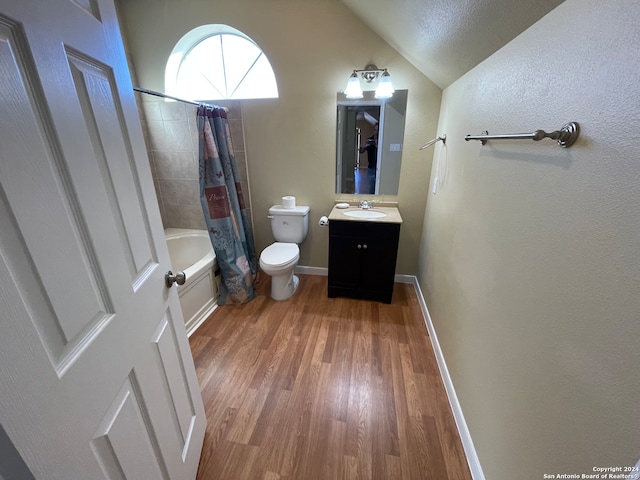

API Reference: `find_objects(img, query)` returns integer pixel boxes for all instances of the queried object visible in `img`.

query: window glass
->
[166,25,278,100]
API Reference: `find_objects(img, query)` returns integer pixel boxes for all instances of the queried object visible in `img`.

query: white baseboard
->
[295,268,413,282]
[407,276,485,480]
[295,265,328,276]
[186,303,217,338]
[394,273,415,284]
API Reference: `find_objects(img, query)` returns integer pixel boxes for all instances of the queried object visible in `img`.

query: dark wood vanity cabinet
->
[328,220,401,303]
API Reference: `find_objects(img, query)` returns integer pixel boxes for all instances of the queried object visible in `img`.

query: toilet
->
[259,205,310,300]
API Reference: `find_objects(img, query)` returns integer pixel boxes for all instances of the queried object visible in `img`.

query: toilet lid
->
[261,242,299,267]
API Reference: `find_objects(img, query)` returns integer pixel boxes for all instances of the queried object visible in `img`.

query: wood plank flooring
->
[189,274,471,480]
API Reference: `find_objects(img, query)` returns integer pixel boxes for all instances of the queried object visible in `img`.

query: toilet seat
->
[260,242,299,270]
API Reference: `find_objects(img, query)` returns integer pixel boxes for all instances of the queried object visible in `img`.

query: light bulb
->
[344,72,363,99]
[374,70,394,99]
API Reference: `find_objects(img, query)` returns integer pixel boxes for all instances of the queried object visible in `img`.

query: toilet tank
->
[269,205,310,243]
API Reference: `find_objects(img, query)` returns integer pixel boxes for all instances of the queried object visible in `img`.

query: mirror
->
[336,89,407,195]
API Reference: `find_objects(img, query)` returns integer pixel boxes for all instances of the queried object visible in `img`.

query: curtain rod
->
[132,87,228,112]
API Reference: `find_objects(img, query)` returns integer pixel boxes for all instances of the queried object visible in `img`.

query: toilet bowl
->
[259,242,300,300]
[259,204,309,300]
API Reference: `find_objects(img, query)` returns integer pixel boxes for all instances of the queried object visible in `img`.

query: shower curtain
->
[197,105,257,305]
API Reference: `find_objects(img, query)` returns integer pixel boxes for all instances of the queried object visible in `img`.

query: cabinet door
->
[360,235,398,292]
[328,235,363,289]
[328,220,400,302]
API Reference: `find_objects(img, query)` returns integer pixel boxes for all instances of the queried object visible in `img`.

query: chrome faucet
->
[358,200,373,209]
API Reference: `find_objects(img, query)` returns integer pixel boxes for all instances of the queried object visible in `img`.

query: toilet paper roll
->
[319,215,329,227]
[282,195,296,209]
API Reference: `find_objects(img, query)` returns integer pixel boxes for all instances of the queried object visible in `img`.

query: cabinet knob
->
[363,244,368,249]
[357,244,362,249]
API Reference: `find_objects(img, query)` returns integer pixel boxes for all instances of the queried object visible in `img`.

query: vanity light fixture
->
[344,64,395,99]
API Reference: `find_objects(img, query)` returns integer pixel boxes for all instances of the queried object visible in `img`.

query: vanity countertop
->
[328,205,403,224]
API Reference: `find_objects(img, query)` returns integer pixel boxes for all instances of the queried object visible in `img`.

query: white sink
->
[343,210,387,219]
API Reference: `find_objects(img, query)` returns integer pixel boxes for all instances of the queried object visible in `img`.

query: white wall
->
[419,0,640,478]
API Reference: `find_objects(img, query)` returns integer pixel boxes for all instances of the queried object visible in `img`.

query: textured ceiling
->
[340,0,565,89]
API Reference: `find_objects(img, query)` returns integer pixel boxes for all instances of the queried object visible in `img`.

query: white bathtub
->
[165,228,218,336]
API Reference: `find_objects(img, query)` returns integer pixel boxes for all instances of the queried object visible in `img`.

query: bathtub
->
[165,228,219,336]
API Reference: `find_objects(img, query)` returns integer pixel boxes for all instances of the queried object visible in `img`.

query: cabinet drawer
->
[329,220,400,239]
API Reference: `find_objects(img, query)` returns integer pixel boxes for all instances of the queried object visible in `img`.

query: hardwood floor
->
[189,274,471,480]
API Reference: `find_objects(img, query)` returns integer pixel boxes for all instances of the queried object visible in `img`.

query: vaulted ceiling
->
[340,0,565,89]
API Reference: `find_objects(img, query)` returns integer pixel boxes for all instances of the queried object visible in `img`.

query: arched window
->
[166,24,278,100]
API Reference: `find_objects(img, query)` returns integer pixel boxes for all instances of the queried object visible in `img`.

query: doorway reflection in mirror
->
[358,122,378,194]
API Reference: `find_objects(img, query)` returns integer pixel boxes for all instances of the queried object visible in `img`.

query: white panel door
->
[0,0,206,478]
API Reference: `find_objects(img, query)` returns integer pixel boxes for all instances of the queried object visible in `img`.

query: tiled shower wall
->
[135,95,251,230]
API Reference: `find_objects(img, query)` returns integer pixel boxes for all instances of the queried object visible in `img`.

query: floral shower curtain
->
[197,105,257,305]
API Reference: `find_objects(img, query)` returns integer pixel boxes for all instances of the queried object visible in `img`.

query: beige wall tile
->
[162,204,182,229]
[141,100,162,121]
[160,101,187,121]
[181,205,207,229]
